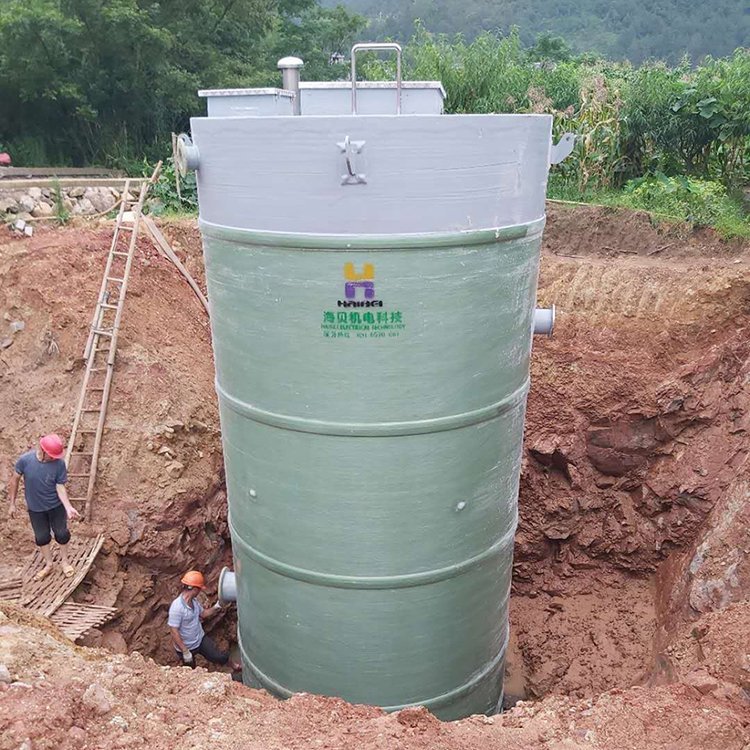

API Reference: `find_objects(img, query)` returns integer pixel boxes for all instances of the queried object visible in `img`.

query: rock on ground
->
[82,682,115,715]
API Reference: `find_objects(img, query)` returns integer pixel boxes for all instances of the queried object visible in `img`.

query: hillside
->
[331,0,750,63]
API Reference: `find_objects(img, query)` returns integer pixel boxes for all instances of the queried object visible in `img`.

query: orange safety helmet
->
[39,434,65,460]
[180,570,206,589]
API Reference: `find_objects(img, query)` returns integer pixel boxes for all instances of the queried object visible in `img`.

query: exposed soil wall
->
[513,205,749,700]
[0,223,232,662]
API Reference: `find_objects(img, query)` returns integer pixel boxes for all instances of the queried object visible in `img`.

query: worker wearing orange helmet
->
[8,434,80,580]
[168,569,240,670]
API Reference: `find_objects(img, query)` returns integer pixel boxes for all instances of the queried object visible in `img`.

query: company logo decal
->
[339,262,381,307]
[321,262,406,339]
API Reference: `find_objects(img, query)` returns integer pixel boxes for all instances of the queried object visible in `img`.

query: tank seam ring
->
[199,216,546,250]
[228,519,516,589]
[237,628,509,712]
[216,379,529,437]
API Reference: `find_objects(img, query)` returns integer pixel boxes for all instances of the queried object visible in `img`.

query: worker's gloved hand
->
[182,650,194,665]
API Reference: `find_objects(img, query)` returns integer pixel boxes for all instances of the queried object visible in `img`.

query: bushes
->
[670,51,750,186]
[404,31,750,194]
[618,63,690,178]
[143,158,197,216]
[621,174,749,237]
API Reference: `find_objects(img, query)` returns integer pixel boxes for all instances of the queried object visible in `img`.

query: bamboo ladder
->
[65,164,161,521]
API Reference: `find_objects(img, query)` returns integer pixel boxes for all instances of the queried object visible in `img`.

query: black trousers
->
[28,504,70,546]
[176,635,229,667]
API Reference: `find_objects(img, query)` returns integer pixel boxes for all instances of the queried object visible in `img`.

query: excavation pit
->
[0,205,748,746]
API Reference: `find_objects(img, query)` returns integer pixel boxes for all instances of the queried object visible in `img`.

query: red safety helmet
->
[39,434,65,460]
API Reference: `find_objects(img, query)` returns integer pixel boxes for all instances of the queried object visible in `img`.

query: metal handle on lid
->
[350,42,402,115]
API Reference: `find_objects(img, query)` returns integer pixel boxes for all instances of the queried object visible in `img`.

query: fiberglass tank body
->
[190,108,553,720]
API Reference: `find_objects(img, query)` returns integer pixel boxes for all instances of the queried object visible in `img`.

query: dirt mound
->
[0,205,749,747]
[545,202,750,261]
[1,604,748,750]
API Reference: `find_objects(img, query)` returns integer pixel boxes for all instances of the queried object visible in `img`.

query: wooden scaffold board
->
[20,534,105,618]
[0,576,23,603]
[50,602,117,641]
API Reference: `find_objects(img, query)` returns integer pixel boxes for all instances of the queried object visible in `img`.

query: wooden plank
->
[51,602,117,641]
[142,215,210,317]
[44,534,104,616]
[0,577,22,602]
[20,534,105,617]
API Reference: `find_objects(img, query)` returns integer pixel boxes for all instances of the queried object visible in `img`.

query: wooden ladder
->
[66,166,160,521]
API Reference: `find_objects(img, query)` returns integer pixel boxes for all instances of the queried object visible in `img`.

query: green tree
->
[329,0,750,65]
[527,32,572,63]
[0,0,364,165]
[256,3,367,84]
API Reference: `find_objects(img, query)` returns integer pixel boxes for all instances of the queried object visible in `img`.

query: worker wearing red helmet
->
[168,570,241,670]
[8,434,80,579]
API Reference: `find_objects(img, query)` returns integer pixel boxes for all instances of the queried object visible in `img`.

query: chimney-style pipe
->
[277,56,304,115]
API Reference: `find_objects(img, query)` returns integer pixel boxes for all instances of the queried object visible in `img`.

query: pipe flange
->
[174,133,200,176]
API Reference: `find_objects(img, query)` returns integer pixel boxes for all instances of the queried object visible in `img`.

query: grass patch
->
[548,174,750,240]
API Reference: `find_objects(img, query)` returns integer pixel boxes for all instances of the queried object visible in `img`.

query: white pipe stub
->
[218,566,237,605]
[533,305,556,337]
[277,56,304,115]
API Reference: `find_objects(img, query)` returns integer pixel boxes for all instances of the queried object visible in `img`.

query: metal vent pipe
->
[277,56,304,115]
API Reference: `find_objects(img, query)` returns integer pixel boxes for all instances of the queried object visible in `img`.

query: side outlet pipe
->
[174,133,199,176]
[218,566,237,606]
[533,305,555,337]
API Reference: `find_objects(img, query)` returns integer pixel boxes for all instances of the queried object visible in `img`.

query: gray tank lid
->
[301,80,446,100]
[198,81,446,100]
[190,113,552,234]
[198,87,294,98]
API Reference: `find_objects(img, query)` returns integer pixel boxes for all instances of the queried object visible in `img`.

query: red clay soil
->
[1,604,748,750]
[511,205,750,700]
[0,204,749,748]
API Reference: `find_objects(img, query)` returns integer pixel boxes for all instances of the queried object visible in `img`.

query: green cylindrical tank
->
[190,111,553,719]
